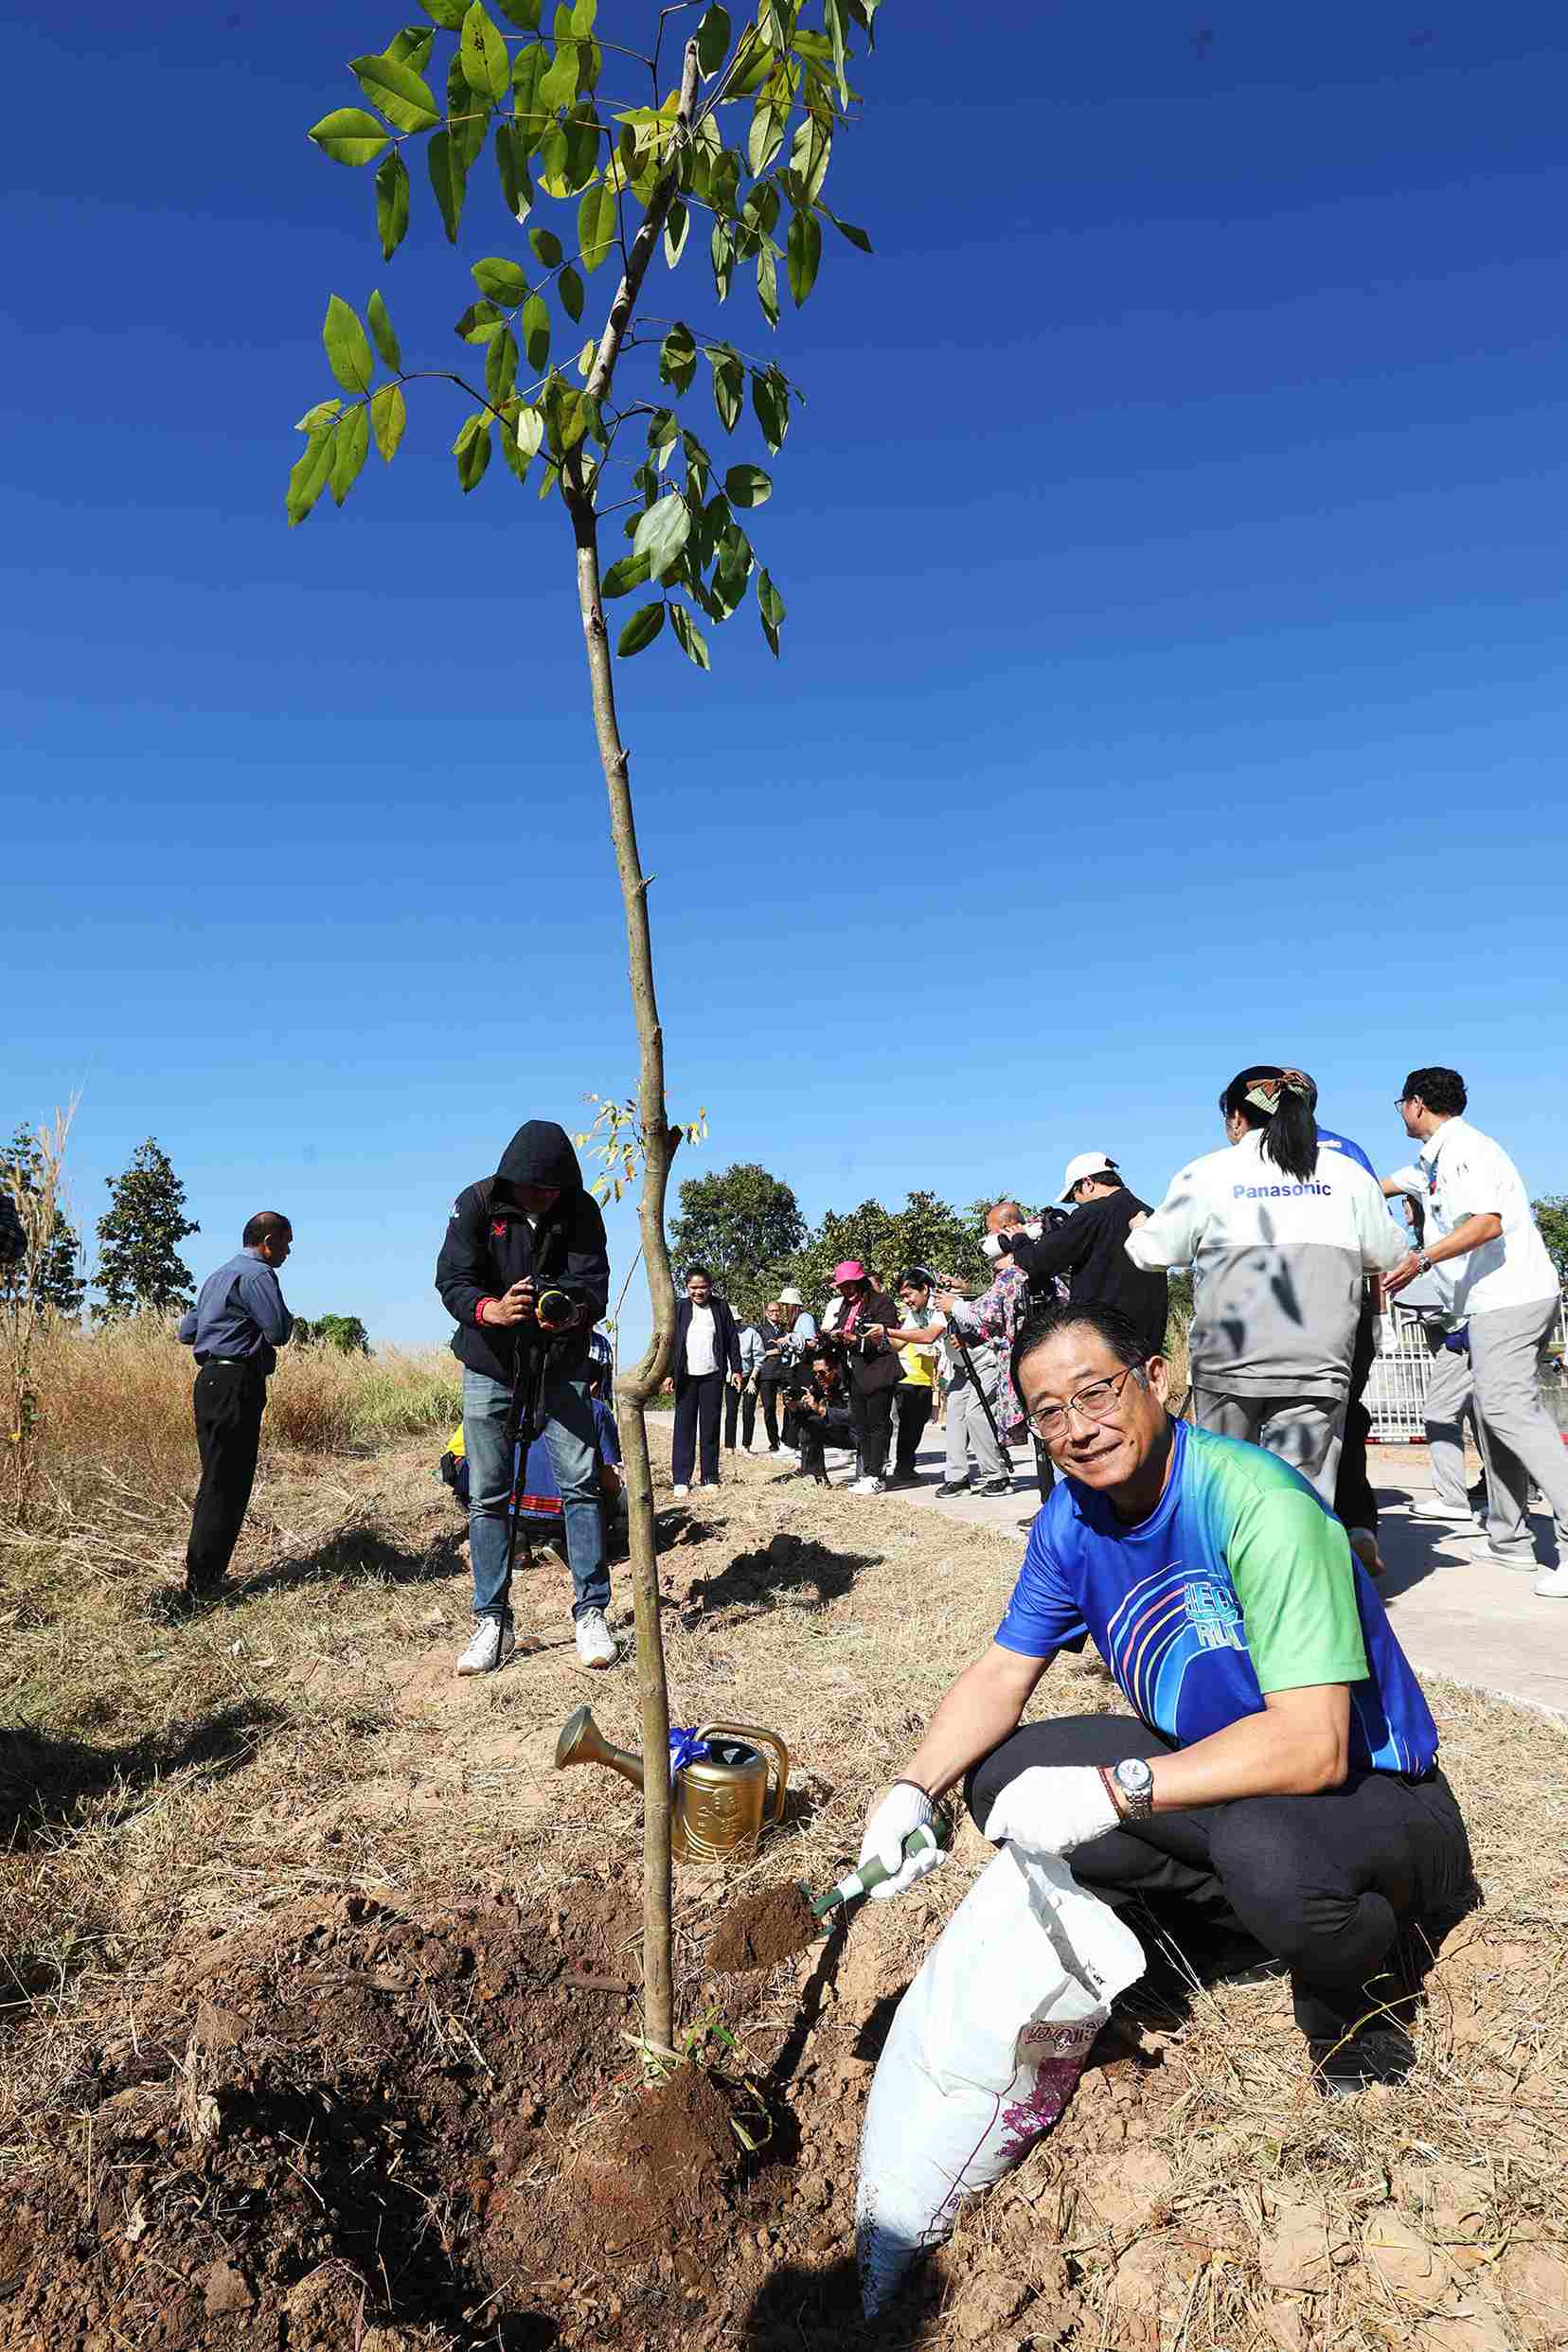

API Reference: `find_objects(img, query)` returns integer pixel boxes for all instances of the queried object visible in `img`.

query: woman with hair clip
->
[1127,1065,1404,1502]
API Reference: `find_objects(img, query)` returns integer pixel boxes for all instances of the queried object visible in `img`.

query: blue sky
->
[8,2,1567,1353]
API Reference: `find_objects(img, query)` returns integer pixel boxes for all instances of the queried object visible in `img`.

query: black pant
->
[849,1381,894,1480]
[758,1381,786,1449]
[186,1361,267,1593]
[796,1405,852,1479]
[1334,1299,1379,1534]
[723,1381,757,1451]
[672,1373,723,1485]
[892,1381,933,1479]
[967,1713,1471,2043]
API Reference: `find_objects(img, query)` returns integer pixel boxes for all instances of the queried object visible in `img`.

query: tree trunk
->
[564,37,701,2053]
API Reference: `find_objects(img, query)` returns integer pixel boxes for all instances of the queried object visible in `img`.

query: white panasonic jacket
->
[1127,1129,1405,1399]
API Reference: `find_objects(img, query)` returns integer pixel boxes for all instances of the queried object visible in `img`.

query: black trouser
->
[758,1380,787,1449]
[796,1406,852,1480]
[967,1713,1471,2044]
[1334,1299,1379,1534]
[849,1381,894,1480]
[671,1372,723,1485]
[892,1381,933,1479]
[723,1381,757,1451]
[186,1361,267,1593]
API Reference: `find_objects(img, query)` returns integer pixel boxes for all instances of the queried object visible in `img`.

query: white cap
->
[1060,1151,1120,1203]
[776,1286,805,1306]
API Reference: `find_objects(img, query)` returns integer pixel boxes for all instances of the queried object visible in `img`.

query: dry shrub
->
[0,1314,460,1529]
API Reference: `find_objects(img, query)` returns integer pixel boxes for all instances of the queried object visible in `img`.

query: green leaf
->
[751,363,789,451]
[570,0,597,31]
[709,346,742,432]
[658,321,697,394]
[427,129,468,241]
[601,549,650,597]
[285,428,335,526]
[323,295,377,394]
[576,336,597,376]
[682,427,712,500]
[375,151,410,259]
[663,196,688,269]
[633,490,690,581]
[445,43,491,165]
[459,1,509,98]
[330,403,371,506]
[511,42,550,147]
[710,217,734,303]
[668,602,710,670]
[755,242,778,327]
[823,0,849,101]
[454,410,493,490]
[786,208,821,306]
[385,23,437,70]
[747,100,784,177]
[824,205,872,253]
[558,263,584,322]
[538,455,561,500]
[788,110,831,205]
[455,298,504,341]
[617,601,666,657]
[695,2,730,76]
[348,50,441,133]
[515,402,545,456]
[492,0,541,23]
[539,100,598,194]
[521,293,551,371]
[366,288,402,372]
[472,256,529,303]
[308,109,390,168]
[757,564,785,656]
[371,382,407,461]
[419,0,468,24]
[496,120,535,219]
[486,322,519,404]
[294,398,344,431]
[723,462,771,508]
[528,223,563,268]
[496,400,533,482]
[538,34,579,112]
[579,180,616,273]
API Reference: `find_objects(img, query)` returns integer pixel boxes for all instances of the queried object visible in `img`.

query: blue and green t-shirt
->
[995,1419,1437,1775]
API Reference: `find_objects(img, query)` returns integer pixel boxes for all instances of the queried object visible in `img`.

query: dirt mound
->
[708,1882,821,1972]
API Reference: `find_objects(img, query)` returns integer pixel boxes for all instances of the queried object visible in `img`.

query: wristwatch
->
[1101,1758,1155,1821]
[1417,1252,1434,1274]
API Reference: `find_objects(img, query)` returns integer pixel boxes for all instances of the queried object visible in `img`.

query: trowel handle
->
[812,1825,941,1917]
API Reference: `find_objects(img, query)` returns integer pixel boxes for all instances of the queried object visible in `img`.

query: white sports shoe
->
[671,1483,690,1499]
[1410,1495,1481,1523]
[456,1616,515,1675]
[575,1608,617,1667]
[1532,1563,1568,1598]
[848,1475,885,1496]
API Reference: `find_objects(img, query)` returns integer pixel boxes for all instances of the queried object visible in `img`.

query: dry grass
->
[1,1408,1564,2349]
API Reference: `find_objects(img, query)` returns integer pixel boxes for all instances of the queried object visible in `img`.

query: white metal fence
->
[1365,1296,1568,1444]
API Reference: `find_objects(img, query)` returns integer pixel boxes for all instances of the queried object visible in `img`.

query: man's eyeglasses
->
[1025,1361,1148,1444]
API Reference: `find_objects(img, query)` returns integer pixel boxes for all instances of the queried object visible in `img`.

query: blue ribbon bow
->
[668,1726,712,1773]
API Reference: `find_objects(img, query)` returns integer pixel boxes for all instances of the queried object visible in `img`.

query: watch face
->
[1117,1758,1154,1797]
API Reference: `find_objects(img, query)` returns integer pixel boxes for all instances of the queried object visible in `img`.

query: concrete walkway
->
[745,1427,1568,1722]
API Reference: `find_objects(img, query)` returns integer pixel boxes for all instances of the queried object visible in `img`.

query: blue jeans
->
[462,1366,610,1623]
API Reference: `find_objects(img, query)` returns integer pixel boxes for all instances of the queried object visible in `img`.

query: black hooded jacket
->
[436,1121,610,1382]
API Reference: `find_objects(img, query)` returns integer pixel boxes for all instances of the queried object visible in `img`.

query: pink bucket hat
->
[832,1259,867,1286]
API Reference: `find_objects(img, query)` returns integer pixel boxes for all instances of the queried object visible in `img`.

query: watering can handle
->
[695,1721,790,1826]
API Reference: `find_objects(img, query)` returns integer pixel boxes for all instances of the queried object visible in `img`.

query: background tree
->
[1,1107,76,1525]
[313,1313,373,1354]
[779,1187,992,1308]
[0,1125,86,1322]
[1533,1196,1568,1286]
[94,1139,199,1323]
[668,1160,804,1306]
[286,0,882,2048]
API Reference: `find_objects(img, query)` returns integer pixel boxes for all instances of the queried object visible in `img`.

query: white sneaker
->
[848,1475,885,1496]
[575,1608,617,1667]
[456,1616,515,1675]
[671,1483,690,1500]
[1410,1495,1481,1523]
[1532,1563,1568,1598]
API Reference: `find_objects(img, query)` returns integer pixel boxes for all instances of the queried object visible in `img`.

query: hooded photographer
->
[436,1119,615,1675]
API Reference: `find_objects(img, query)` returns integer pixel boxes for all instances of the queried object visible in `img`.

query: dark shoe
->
[883,1470,918,1488]
[1310,2022,1416,2098]
[935,1479,971,1497]
[979,1476,1012,1497]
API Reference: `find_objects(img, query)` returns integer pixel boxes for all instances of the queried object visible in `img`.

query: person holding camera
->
[871,1268,948,1488]
[670,1266,742,1497]
[792,1344,855,1484]
[436,1120,615,1676]
[829,1260,903,1495]
[1000,1153,1168,1363]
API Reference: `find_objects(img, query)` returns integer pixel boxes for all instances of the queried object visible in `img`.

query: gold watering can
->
[555,1705,789,1864]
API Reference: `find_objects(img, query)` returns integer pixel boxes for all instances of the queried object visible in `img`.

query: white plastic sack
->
[856,1842,1146,2318]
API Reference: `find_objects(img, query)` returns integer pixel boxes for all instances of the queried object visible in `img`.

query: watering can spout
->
[555,1703,644,1793]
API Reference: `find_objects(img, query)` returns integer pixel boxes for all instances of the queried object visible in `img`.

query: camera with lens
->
[532,1285,578,1333]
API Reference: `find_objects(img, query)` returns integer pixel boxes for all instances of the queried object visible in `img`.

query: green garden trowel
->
[811,1825,942,1918]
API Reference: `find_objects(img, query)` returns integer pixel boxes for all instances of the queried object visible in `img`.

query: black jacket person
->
[435,1121,615,1675]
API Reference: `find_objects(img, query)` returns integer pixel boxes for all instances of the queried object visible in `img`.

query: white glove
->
[859,1783,944,1900]
[983,1765,1120,1857]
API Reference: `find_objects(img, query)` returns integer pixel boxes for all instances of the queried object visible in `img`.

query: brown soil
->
[707,1881,821,1973]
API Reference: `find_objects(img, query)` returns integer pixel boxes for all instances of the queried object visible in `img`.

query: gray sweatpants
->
[1421,1326,1478,1514]
[1192,1390,1346,1506]
[944,1359,1007,1485]
[1468,1295,1568,1560]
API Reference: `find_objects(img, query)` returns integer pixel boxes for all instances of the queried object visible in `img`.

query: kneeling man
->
[860,1302,1471,2095]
